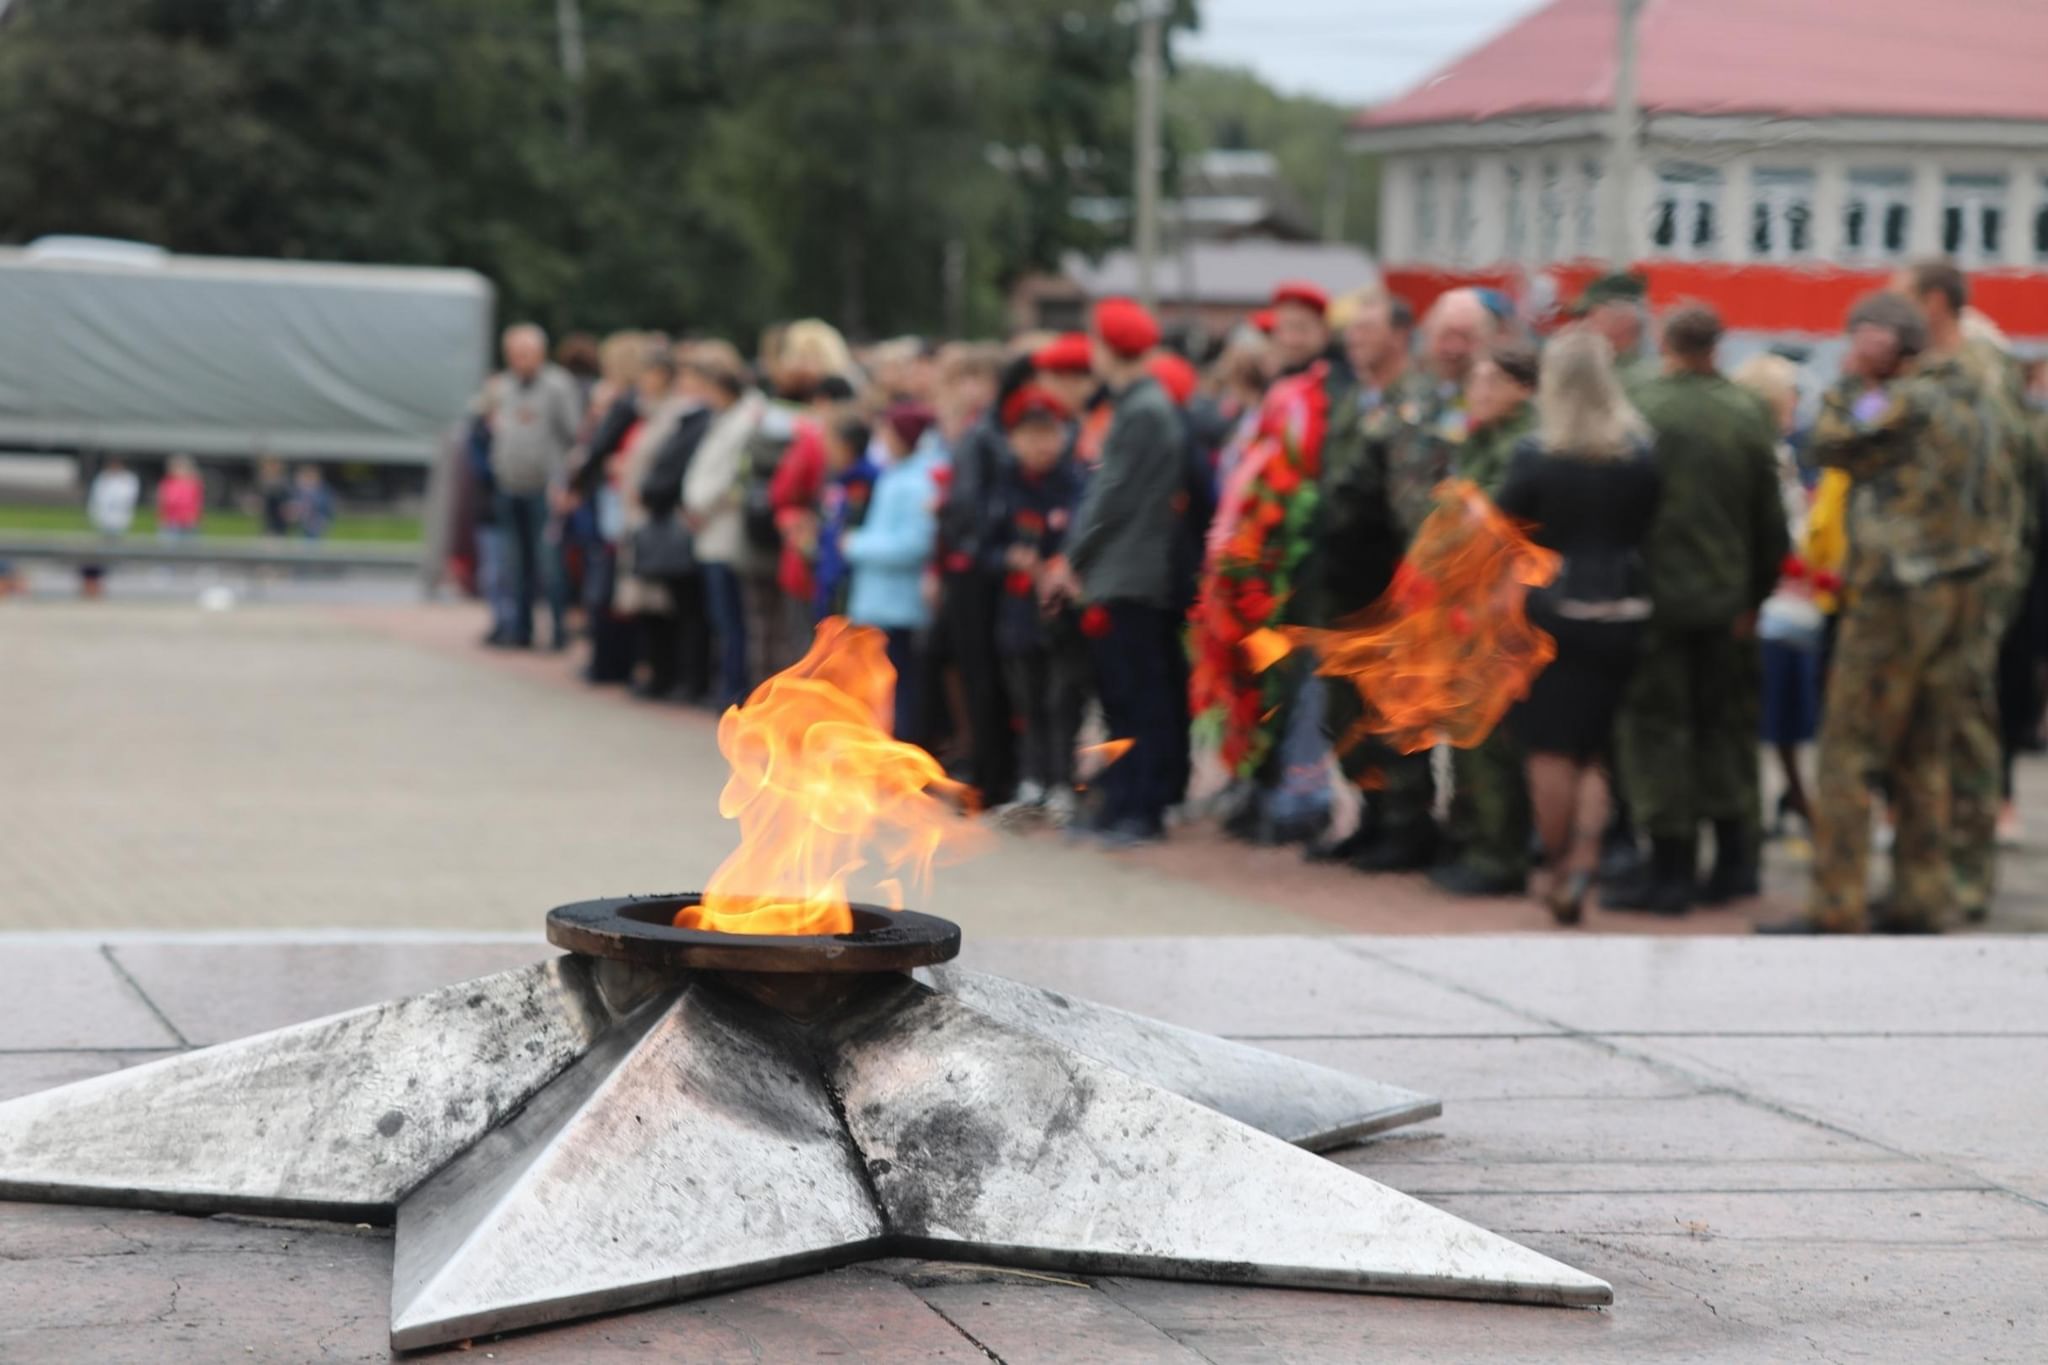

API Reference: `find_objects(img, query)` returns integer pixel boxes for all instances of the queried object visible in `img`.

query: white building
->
[1349,0,2048,345]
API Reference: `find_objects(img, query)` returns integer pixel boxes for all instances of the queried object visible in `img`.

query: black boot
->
[1602,835,1695,915]
[1350,822,1439,874]
[1699,819,1761,904]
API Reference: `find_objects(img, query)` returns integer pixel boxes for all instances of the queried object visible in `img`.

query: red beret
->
[883,402,935,452]
[1271,280,1329,316]
[1091,296,1161,358]
[1249,308,1276,335]
[1143,352,1198,407]
[1000,384,1071,431]
[1031,332,1093,375]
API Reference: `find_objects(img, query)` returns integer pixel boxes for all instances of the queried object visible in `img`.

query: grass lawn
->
[0,504,423,544]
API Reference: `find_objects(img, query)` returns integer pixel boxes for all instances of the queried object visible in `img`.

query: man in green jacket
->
[1608,304,1789,914]
[1431,341,1539,896]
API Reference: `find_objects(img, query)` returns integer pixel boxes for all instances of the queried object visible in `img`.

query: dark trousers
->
[942,572,1016,804]
[1162,618,1192,806]
[701,563,749,707]
[1089,600,1179,831]
[884,628,927,747]
[494,491,562,646]
[1002,640,1086,792]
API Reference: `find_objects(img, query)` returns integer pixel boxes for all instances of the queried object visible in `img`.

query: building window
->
[1750,168,1815,261]
[1538,159,1563,262]
[1452,163,1476,263]
[1651,162,1722,259]
[1504,163,1526,260]
[1844,168,1912,261]
[1576,157,1601,255]
[1414,164,1437,259]
[2036,176,2048,262]
[1943,172,2008,266]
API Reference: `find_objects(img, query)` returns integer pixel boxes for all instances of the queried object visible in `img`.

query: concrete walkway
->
[10,597,2047,936]
[1,932,2042,1361]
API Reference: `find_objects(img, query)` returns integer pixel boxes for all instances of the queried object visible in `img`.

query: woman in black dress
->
[1496,329,1661,923]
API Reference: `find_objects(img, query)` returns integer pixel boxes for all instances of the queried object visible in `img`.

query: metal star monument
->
[0,898,1611,1350]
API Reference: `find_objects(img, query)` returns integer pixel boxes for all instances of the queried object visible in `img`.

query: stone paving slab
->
[0,944,180,1050]
[958,935,1546,1037]
[0,934,2041,1361]
[104,940,554,1045]
[1356,936,2048,1035]
[1624,1034,2048,1203]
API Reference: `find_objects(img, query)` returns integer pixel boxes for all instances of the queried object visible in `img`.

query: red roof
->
[1359,0,2048,129]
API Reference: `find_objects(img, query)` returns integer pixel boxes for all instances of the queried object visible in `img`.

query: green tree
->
[0,0,1151,340]
[1167,61,1380,248]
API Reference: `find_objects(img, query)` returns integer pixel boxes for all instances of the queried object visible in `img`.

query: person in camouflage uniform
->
[1894,262,2039,923]
[1431,341,1540,895]
[1607,305,1788,915]
[1762,292,2000,935]
[1314,288,1498,873]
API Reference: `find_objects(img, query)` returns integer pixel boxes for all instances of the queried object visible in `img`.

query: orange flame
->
[675,617,985,937]
[1078,738,1135,766]
[1284,480,1559,755]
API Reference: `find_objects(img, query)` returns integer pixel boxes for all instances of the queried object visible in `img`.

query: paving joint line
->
[95,945,189,1049]
[910,1292,1007,1364]
[1326,939,2048,1217]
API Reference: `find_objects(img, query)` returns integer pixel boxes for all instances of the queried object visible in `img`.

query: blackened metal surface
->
[545,895,961,975]
[390,983,884,1351]
[920,964,1441,1149]
[0,956,646,1220]
[820,982,1613,1309]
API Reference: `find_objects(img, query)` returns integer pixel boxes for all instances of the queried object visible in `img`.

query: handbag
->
[631,513,696,580]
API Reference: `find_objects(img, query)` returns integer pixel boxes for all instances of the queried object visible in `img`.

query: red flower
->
[1237,581,1278,625]
[1004,570,1034,597]
[1264,458,1302,497]
[1080,604,1113,639]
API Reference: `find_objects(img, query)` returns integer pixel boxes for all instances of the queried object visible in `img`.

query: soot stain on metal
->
[878,1100,1003,1236]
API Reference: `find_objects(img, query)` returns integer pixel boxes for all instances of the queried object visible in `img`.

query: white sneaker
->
[1014,780,1047,807]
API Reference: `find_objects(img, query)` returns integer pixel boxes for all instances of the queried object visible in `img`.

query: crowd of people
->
[458,258,2047,933]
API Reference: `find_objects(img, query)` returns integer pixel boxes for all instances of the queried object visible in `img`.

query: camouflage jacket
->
[1956,336,2041,591]
[1456,400,1534,498]
[1309,366,1441,624]
[1633,371,1789,626]
[1811,354,2001,592]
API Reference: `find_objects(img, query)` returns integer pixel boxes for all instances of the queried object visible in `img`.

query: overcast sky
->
[1179,0,1551,107]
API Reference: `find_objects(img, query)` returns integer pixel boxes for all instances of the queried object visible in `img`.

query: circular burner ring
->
[545,895,961,975]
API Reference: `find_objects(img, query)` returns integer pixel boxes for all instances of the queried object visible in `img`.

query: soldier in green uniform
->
[1575,272,1659,393]
[1607,305,1788,914]
[1316,287,1498,873]
[1761,292,1999,935]
[1431,342,1540,895]
[1895,262,2038,923]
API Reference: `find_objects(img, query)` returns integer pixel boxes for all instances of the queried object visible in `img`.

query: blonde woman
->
[773,318,855,400]
[1494,328,1661,923]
